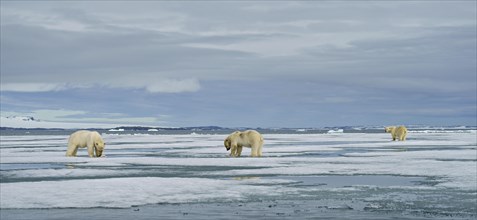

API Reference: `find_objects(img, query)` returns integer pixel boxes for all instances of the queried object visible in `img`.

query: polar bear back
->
[385,126,407,141]
[68,130,102,148]
[225,130,264,157]
[236,130,263,147]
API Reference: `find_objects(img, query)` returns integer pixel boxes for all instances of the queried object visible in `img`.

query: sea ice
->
[1,132,476,210]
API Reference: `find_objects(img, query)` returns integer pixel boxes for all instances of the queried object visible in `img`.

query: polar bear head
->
[224,137,232,151]
[384,126,395,133]
[94,140,105,157]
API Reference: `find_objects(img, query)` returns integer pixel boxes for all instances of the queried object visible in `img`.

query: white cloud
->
[1,109,163,127]
[31,109,88,120]
[1,79,201,94]
[30,109,160,125]
[0,83,93,92]
[144,78,201,93]
[1,83,67,92]
[183,32,369,57]
[103,77,201,93]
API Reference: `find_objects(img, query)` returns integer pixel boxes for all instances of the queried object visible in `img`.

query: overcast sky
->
[1,1,476,127]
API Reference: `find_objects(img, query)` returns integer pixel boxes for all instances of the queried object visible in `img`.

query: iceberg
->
[327,129,344,133]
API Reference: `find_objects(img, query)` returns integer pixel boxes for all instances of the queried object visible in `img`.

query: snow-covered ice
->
[1,131,476,218]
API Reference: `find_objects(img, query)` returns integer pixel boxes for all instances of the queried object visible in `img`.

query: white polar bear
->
[66,130,105,157]
[385,126,408,141]
[224,130,264,157]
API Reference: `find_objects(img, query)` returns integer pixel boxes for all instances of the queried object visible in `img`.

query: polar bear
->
[66,130,105,157]
[385,126,408,141]
[224,130,264,157]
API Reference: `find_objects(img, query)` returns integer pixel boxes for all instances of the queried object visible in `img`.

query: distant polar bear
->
[385,126,408,141]
[66,130,105,157]
[224,130,264,157]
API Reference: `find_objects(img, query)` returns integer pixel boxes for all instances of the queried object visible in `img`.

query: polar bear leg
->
[251,146,258,157]
[257,145,262,157]
[230,144,238,157]
[87,144,95,157]
[236,146,243,157]
[66,144,78,157]
[400,133,407,141]
[72,145,79,156]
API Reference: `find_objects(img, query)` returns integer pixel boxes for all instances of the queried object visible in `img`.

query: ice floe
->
[1,132,476,209]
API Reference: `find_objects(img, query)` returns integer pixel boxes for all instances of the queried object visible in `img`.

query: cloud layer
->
[1,2,475,127]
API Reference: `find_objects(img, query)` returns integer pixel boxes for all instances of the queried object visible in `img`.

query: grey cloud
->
[299,24,476,89]
[1,22,253,86]
[1,1,475,126]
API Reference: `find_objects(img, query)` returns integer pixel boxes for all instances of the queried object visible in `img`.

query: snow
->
[0,177,296,209]
[1,132,476,209]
